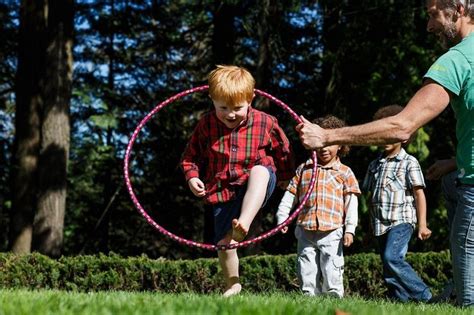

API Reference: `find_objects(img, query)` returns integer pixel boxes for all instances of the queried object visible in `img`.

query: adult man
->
[297,0,474,306]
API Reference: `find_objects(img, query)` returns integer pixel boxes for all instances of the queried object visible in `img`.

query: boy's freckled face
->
[316,144,340,165]
[212,99,251,129]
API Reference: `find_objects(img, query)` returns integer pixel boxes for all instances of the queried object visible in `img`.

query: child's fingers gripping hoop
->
[123,85,317,251]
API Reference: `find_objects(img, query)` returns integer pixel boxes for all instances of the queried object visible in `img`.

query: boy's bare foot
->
[223,283,242,297]
[232,219,248,242]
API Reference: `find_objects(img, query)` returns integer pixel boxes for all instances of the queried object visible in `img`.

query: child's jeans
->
[442,171,474,306]
[377,223,432,302]
[295,226,344,298]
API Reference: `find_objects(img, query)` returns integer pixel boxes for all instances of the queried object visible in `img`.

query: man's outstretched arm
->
[297,80,451,149]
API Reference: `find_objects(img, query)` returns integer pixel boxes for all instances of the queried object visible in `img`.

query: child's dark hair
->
[312,115,350,157]
[373,104,403,120]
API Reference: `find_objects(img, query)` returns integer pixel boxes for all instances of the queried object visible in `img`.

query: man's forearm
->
[326,116,411,146]
[299,82,450,149]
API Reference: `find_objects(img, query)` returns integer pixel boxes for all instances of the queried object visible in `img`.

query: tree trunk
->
[32,0,73,257]
[211,2,236,65]
[254,0,272,109]
[320,0,346,115]
[255,0,279,87]
[10,0,47,253]
[97,0,116,253]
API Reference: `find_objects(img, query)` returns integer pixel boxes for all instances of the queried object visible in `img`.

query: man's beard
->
[439,21,457,48]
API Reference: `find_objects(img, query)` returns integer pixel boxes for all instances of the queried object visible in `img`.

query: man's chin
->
[437,28,457,48]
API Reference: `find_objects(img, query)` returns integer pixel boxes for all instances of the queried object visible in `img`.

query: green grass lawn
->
[0,289,471,315]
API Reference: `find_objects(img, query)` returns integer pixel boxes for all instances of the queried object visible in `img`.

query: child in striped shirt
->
[181,65,294,297]
[276,115,360,298]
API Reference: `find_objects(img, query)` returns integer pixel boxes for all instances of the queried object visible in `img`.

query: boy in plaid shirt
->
[181,65,294,297]
[363,105,432,302]
[276,115,360,298]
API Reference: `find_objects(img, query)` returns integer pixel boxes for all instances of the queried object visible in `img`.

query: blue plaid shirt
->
[362,148,425,236]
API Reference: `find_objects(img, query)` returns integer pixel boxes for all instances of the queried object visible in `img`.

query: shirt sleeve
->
[406,158,426,189]
[180,118,208,181]
[287,164,303,196]
[424,49,470,96]
[343,168,361,195]
[344,193,358,235]
[276,190,297,225]
[269,118,295,181]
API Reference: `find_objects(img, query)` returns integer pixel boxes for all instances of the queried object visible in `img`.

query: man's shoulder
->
[430,44,471,73]
[450,33,474,60]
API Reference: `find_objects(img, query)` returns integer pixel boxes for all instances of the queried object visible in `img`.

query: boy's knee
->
[298,246,316,258]
[249,165,270,177]
[383,254,403,269]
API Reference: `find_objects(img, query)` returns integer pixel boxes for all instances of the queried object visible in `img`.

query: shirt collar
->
[378,147,407,163]
[241,106,253,126]
[305,156,341,170]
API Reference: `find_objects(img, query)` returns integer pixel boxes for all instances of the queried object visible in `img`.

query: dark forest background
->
[0,0,455,259]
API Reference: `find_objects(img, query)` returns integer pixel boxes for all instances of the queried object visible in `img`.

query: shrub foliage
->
[0,251,451,296]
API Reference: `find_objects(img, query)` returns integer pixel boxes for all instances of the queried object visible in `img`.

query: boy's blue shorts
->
[213,166,277,244]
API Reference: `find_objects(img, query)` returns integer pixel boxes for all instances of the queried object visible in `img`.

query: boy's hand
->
[277,180,289,190]
[280,226,288,234]
[188,178,206,197]
[418,226,432,240]
[343,233,353,247]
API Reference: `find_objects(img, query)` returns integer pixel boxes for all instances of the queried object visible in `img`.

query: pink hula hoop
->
[123,85,317,250]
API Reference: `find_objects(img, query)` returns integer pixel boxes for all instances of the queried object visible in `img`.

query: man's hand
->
[296,116,326,149]
[187,177,206,197]
[343,232,353,247]
[280,226,288,234]
[418,226,432,241]
[426,159,456,180]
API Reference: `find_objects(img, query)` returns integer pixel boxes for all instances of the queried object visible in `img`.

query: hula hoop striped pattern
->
[123,85,317,251]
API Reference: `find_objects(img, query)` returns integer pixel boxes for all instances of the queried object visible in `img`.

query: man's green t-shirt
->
[424,33,474,185]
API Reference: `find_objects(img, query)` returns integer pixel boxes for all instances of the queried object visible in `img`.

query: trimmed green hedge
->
[0,251,451,296]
